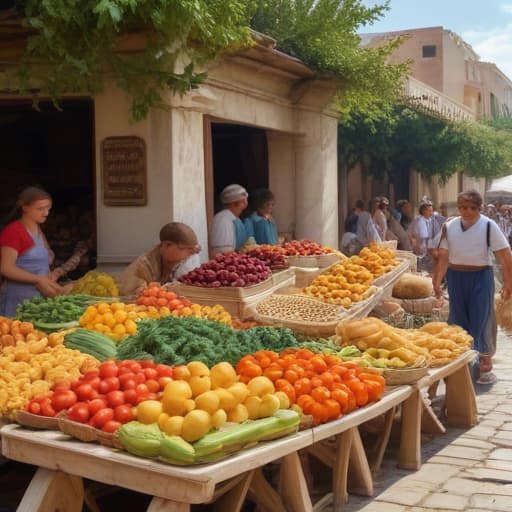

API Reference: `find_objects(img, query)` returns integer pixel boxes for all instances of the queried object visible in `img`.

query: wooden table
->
[0,424,314,512]
[398,349,478,470]
[304,385,414,511]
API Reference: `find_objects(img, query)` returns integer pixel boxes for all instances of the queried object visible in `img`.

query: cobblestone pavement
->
[340,328,512,512]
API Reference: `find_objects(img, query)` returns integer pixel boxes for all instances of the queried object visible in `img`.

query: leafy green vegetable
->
[116,316,300,366]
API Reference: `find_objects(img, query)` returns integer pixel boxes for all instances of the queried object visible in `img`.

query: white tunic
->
[439,216,508,266]
[210,209,236,250]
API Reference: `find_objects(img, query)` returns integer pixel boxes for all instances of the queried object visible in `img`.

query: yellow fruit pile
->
[185,304,232,325]
[79,302,168,342]
[349,243,400,278]
[302,261,375,307]
[136,361,290,442]
[72,271,119,297]
[0,341,98,417]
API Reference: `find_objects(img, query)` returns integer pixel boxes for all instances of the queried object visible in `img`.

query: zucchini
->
[34,320,80,333]
[64,328,117,361]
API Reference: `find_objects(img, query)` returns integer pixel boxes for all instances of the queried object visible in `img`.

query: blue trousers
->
[447,267,496,356]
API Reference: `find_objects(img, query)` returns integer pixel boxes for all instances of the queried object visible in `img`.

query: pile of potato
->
[302,261,375,308]
[350,243,400,278]
[334,317,472,368]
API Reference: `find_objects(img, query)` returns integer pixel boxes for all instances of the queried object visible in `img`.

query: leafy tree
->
[249,0,409,117]
[339,103,512,184]
[8,0,253,119]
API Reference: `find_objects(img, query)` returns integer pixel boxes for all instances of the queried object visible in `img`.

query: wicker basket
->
[16,410,60,430]
[395,250,417,272]
[383,366,428,386]
[58,416,103,442]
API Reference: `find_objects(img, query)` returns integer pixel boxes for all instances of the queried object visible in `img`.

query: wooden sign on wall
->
[102,136,147,206]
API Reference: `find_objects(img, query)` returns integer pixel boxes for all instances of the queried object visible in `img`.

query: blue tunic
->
[0,230,50,317]
[244,213,278,245]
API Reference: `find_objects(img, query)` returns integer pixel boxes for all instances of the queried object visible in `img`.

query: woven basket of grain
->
[16,410,60,430]
[392,272,433,299]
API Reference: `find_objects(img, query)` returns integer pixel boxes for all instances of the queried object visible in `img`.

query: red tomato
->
[104,377,120,392]
[51,390,78,412]
[140,360,156,369]
[114,404,134,423]
[134,372,146,385]
[75,383,96,401]
[99,362,119,379]
[128,362,142,373]
[102,420,122,433]
[135,383,149,402]
[40,398,56,417]
[106,390,125,408]
[98,381,110,395]
[82,370,100,381]
[67,402,90,423]
[143,368,158,380]
[86,376,101,391]
[52,380,71,392]
[27,401,41,414]
[123,389,138,405]
[145,379,160,393]
[87,398,108,416]
[118,372,136,389]
[155,364,173,378]
[91,408,114,428]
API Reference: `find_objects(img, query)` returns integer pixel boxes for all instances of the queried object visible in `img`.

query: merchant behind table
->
[210,184,250,256]
[118,222,201,297]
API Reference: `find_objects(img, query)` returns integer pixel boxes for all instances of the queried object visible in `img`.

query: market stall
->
[0,240,480,510]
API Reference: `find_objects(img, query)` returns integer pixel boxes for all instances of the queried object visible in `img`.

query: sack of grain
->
[392,272,433,299]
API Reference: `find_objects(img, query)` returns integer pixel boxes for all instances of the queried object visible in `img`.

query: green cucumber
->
[34,320,80,333]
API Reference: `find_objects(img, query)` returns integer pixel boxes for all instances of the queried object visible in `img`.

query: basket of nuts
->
[250,293,347,336]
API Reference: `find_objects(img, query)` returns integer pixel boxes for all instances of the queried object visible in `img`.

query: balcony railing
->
[402,76,476,122]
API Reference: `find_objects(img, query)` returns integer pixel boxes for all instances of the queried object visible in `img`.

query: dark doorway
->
[0,98,96,278]
[210,123,269,213]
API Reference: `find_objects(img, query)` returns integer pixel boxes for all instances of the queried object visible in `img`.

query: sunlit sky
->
[362,0,512,79]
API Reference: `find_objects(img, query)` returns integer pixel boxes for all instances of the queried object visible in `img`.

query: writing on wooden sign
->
[102,136,147,206]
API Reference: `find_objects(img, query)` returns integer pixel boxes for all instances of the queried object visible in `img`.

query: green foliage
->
[250,0,409,117]
[339,103,512,182]
[11,0,253,120]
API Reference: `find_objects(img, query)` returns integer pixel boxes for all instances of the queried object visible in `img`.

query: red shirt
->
[0,220,34,256]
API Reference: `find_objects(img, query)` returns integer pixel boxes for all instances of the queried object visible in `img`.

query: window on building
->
[422,45,436,58]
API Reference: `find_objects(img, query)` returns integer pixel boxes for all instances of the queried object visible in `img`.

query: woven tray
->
[172,276,274,300]
[16,410,60,430]
[383,366,428,386]
[58,416,120,447]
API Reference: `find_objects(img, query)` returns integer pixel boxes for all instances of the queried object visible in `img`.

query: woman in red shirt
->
[0,187,64,317]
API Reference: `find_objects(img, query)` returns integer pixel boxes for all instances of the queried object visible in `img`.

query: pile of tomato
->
[135,283,193,311]
[25,359,174,433]
[235,348,385,425]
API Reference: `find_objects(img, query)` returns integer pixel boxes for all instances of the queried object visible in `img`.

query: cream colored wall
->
[442,32,468,103]
[267,131,296,238]
[94,84,175,267]
[477,63,512,117]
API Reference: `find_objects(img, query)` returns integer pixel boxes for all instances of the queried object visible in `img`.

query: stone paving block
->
[375,486,430,506]
[412,463,461,484]
[436,445,488,461]
[495,430,512,440]
[489,447,512,460]
[478,419,504,428]
[350,502,408,512]
[485,412,512,422]
[499,422,512,431]
[470,493,512,511]
[491,437,512,448]
[420,492,469,510]
[464,425,498,439]
[443,477,512,496]
[428,455,478,467]
[451,437,495,450]
[463,467,512,482]
[484,459,512,471]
